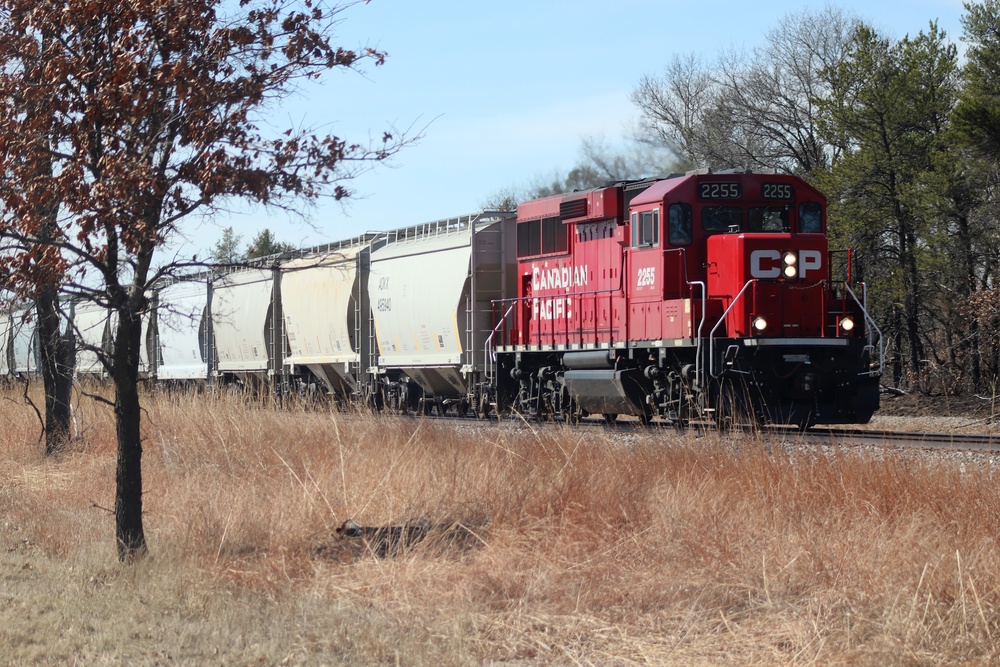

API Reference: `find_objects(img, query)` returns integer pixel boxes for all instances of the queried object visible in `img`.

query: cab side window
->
[668,203,692,246]
[631,209,660,248]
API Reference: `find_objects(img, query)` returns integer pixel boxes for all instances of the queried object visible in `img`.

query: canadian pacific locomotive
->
[494,170,881,427]
[0,170,881,427]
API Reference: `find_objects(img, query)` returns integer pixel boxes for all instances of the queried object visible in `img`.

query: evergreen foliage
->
[632,4,1000,396]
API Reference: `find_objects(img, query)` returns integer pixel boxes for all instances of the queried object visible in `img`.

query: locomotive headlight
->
[752,316,768,332]
[782,251,797,278]
[840,316,855,333]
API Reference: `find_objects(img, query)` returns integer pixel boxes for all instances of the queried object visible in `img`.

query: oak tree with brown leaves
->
[0,0,409,561]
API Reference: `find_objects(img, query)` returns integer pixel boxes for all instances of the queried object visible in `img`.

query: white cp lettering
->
[799,250,822,278]
[749,249,824,279]
[750,250,781,279]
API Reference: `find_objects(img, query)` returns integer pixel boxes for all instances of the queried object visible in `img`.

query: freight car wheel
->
[602,413,618,425]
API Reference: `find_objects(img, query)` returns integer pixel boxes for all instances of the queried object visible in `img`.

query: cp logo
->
[750,249,822,279]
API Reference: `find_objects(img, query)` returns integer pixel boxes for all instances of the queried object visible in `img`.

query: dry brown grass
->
[3,385,1000,665]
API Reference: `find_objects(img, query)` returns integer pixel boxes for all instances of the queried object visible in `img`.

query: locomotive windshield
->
[702,206,742,232]
[748,206,789,232]
[799,202,822,233]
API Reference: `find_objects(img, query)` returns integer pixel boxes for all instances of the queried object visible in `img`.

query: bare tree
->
[631,53,714,170]
[0,0,414,561]
[632,6,858,176]
[507,133,679,202]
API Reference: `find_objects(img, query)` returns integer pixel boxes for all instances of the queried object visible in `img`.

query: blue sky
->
[179,0,968,256]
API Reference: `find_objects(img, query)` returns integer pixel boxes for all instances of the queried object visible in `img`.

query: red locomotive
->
[493,170,881,427]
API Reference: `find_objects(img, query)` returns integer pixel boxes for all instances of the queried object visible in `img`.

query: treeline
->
[211,227,296,264]
[515,3,1000,396]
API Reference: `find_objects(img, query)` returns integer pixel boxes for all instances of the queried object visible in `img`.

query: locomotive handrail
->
[844,282,883,377]
[661,247,709,393]
[689,280,707,393]
[707,279,757,379]
[707,278,883,381]
[484,303,515,384]
[661,248,692,294]
[493,286,623,349]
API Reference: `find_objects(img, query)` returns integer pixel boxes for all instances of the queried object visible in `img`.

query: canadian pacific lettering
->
[531,264,588,291]
[532,297,573,321]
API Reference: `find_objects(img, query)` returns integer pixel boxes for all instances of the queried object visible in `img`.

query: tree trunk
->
[955,210,982,391]
[112,299,146,562]
[904,261,923,381]
[29,27,74,457]
[36,287,74,455]
[891,305,903,387]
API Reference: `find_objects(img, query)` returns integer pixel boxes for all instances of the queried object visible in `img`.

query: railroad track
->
[766,425,1000,452]
[571,417,1000,453]
[396,410,1000,453]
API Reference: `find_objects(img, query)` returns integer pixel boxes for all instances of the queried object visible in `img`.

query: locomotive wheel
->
[602,413,618,425]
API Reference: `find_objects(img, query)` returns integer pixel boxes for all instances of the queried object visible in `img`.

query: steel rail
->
[768,426,1000,453]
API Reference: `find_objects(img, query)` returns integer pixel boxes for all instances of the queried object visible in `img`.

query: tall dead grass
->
[2,384,1000,664]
